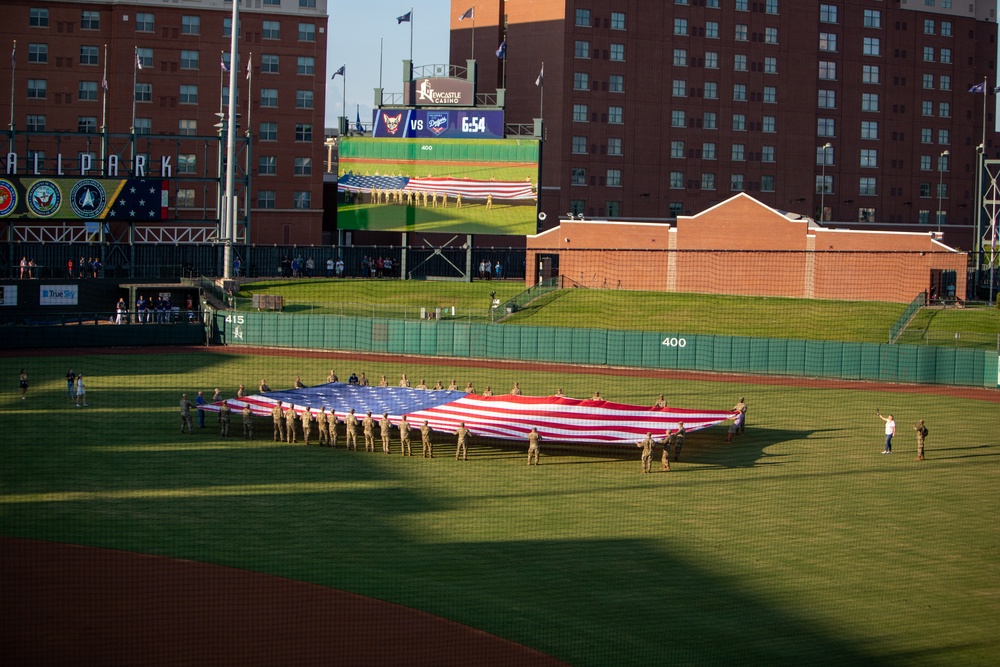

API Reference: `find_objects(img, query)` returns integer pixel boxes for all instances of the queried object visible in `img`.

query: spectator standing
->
[495,261,503,280]
[877,411,896,454]
[195,391,207,428]
[65,369,76,399]
[136,295,146,324]
[305,257,315,277]
[234,257,241,277]
[335,258,344,277]
[67,259,74,278]
[75,374,87,407]
[326,257,334,278]
[19,368,28,400]
[115,298,126,325]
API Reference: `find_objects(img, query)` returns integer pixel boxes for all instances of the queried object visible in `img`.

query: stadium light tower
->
[819,143,832,221]
[938,150,950,232]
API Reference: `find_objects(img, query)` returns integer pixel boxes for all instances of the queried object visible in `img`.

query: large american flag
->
[205,384,736,447]
[338,174,535,200]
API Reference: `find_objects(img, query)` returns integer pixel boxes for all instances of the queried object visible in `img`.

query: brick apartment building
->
[452,0,999,249]
[0,0,328,245]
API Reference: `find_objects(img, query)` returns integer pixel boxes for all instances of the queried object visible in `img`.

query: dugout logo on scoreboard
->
[427,112,449,135]
[26,180,61,218]
[0,179,17,217]
[69,179,107,219]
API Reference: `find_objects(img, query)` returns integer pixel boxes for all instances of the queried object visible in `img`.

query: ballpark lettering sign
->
[404,77,474,106]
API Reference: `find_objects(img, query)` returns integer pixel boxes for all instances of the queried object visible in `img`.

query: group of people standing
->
[360,256,395,279]
[477,260,503,280]
[877,411,929,460]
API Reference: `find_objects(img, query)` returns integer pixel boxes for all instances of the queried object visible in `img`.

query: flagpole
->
[131,46,138,171]
[101,44,108,175]
[379,37,383,90]
[342,70,347,136]
[539,62,544,121]
[9,40,16,152]
[246,51,252,138]
[223,0,240,278]
[219,50,225,114]
[471,6,476,63]
[409,7,413,65]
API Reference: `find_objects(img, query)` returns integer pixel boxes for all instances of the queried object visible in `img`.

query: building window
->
[734,54,747,71]
[610,44,624,61]
[29,8,49,27]
[736,0,748,9]
[572,136,587,154]
[135,83,151,102]
[859,177,877,196]
[136,48,152,69]
[816,146,834,166]
[571,168,587,186]
[575,41,590,59]
[179,119,197,136]
[938,129,949,145]
[762,116,776,133]
[764,57,777,74]
[922,101,934,116]
[258,191,276,209]
[762,146,775,162]
[920,156,932,171]
[939,75,951,91]
[763,86,776,103]
[80,10,100,30]
[861,121,879,140]
[671,110,686,127]
[177,154,197,174]
[223,18,234,37]
[297,57,314,75]
[26,115,45,131]
[673,80,687,97]
[937,184,948,199]
[176,189,195,208]
[182,16,200,35]
[705,52,719,69]
[611,12,625,30]
[731,174,745,191]
[706,0,720,6]
[179,85,198,104]
[820,4,838,23]
[864,10,882,29]
[765,27,778,44]
[28,43,47,64]
[816,175,832,194]
[732,144,746,161]
[939,102,950,118]
[671,141,685,158]
[765,0,778,14]
[819,32,837,52]
[922,73,934,89]
[920,182,932,196]
[941,21,952,37]
[606,201,621,217]
[863,38,880,56]
[923,46,934,62]
[921,128,932,144]
[669,201,684,217]
[861,149,878,168]
[706,22,719,39]
[861,93,879,112]
[609,75,624,92]
[670,171,685,189]
[261,89,278,107]
[135,12,154,32]
[570,199,586,215]
[705,82,718,99]
[818,90,836,109]
[608,138,622,156]
[609,106,622,124]
[940,48,951,64]
[573,104,589,122]
[262,55,279,73]
[704,112,717,129]
[295,123,312,141]
[607,169,622,187]
[673,49,687,66]
[863,65,880,84]
[733,84,747,101]
[702,142,717,159]
[573,72,589,90]
[735,24,748,41]
[761,175,775,192]
[817,117,835,137]
[702,173,716,190]
[80,46,99,66]
[259,122,277,141]
[732,114,746,131]
[575,9,591,27]
[263,21,280,39]
[923,18,935,34]
[674,18,688,36]
[819,61,837,80]
[293,191,311,209]
[938,153,950,170]
[134,118,151,135]
[299,23,315,41]
[180,50,199,70]
[294,157,312,176]
[79,81,97,101]
[296,89,313,108]
[299,0,316,7]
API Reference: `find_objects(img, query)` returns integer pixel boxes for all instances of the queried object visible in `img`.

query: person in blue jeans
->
[877,411,896,454]
[195,391,207,428]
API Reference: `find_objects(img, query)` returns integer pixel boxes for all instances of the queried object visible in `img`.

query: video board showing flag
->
[337,137,539,236]
[0,176,168,221]
[205,384,737,447]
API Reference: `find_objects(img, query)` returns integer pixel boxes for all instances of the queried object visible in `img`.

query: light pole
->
[937,149,950,232]
[819,143,832,221]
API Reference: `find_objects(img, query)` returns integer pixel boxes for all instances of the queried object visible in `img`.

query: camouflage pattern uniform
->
[420,421,433,458]
[180,395,194,434]
[285,408,299,444]
[242,405,253,440]
[302,409,314,445]
[672,424,686,461]
[362,412,375,452]
[455,423,469,460]
[398,416,412,456]
[272,402,285,442]
[379,413,392,454]
[914,420,928,461]
[345,409,358,450]
[317,407,330,446]
[659,431,671,471]
[218,403,231,437]
[327,412,339,449]
[637,433,655,473]
[527,428,541,465]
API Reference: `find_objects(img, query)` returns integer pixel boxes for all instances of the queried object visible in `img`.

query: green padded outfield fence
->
[216,312,999,389]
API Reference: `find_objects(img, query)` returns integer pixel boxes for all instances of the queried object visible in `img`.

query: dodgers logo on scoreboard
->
[427,112,449,136]
[0,179,17,217]
[69,179,107,219]
[26,180,61,218]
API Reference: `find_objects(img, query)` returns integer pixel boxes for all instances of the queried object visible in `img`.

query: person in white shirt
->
[877,411,896,454]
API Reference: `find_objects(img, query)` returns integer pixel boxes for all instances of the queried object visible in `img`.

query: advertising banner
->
[39,285,79,306]
[372,109,505,140]
[0,177,168,221]
[0,285,16,306]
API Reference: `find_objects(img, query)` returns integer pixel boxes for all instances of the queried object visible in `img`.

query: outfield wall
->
[217,312,998,389]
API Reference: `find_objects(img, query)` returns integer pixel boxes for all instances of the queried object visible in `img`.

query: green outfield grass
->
[337,200,536,236]
[896,305,1000,349]
[2,352,997,666]
[339,159,534,182]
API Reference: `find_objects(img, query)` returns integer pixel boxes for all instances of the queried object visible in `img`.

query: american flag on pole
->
[205,385,736,446]
[337,174,535,200]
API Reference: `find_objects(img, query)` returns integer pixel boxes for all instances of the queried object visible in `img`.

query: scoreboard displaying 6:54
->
[372,109,504,139]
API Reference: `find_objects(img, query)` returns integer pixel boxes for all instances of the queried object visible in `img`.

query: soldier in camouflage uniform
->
[455,422,470,460]
[345,408,358,450]
[218,402,232,437]
[327,411,339,449]
[272,401,286,442]
[179,394,194,434]
[658,430,671,472]
[379,413,392,454]
[301,409,314,445]
[285,406,299,444]
[242,404,253,440]
[420,420,434,458]
[398,415,412,456]
[527,427,541,465]
[317,407,330,446]
[637,432,655,473]
[362,411,375,452]
[672,422,686,461]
